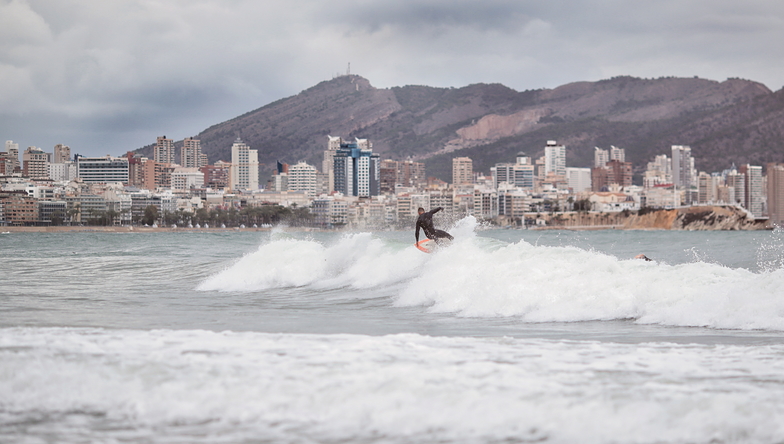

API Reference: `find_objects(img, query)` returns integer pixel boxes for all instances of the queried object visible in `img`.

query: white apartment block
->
[644,154,672,187]
[671,145,695,188]
[271,173,288,192]
[49,161,76,182]
[610,145,625,162]
[594,147,609,168]
[230,138,259,191]
[288,162,318,197]
[566,167,592,193]
[313,194,349,227]
[697,172,721,204]
[77,155,130,183]
[742,164,764,216]
[473,187,498,219]
[544,140,566,177]
[171,167,205,190]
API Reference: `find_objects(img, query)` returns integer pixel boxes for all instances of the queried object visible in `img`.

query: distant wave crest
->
[198,217,784,331]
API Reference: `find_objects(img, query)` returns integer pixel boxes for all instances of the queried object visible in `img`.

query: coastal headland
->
[523,205,769,230]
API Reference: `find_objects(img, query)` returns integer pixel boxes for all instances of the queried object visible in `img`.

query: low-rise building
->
[76,155,130,184]
[0,191,39,226]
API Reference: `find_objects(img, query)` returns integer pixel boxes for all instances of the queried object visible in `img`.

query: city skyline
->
[2,134,780,229]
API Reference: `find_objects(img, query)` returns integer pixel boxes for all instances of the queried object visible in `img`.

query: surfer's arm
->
[415,221,421,242]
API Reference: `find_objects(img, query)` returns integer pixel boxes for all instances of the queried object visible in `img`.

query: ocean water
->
[2,219,784,443]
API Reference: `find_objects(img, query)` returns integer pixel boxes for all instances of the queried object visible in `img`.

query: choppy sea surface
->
[2,218,784,443]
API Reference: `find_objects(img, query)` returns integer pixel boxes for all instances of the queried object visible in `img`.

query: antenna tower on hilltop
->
[347,62,350,76]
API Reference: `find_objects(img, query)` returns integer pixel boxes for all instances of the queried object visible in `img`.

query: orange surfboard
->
[415,239,435,253]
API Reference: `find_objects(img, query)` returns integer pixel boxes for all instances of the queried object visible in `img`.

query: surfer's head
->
[418,207,425,215]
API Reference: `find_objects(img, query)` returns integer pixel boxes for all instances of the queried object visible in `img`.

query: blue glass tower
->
[332,141,380,197]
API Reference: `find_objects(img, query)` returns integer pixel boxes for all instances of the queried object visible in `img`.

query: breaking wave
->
[198,218,784,331]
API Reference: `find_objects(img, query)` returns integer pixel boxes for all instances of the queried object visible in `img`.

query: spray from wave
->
[198,217,784,331]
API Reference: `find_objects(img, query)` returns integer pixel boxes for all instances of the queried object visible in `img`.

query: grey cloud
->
[330,0,536,33]
[1,0,784,157]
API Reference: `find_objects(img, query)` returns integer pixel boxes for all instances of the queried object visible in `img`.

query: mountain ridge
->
[137,75,784,182]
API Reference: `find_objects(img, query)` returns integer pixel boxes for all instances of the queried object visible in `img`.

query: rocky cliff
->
[531,206,769,230]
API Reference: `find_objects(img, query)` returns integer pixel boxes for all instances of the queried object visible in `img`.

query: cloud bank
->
[1,0,783,157]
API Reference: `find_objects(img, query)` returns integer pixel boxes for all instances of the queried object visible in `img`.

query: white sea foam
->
[197,232,427,292]
[2,327,784,443]
[197,218,784,331]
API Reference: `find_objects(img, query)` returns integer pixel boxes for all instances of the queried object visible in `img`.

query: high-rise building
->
[767,163,784,226]
[201,161,231,190]
[332,140,380,197]
[379,159,426,191]
[230,138,259,191]
[452,157,473,186]
[53,144,71,163]
[544,140,566,178]
[379,160,399,193]
[740,164,764,216]
[399,159,426,188]
[697,172,715,204]
[324,136,342,193]
[23,146,50,179]
[606,159,633,187]
[493,160,535,190]
[610,145,625,162]
[323,136,374,194]
[155,136,176,165]
[644,154,672,188]
[125,152,147,188]
[141,161,177,190]
[594,147,609,168]
[725,170,745,206]
[180,137,203,168]
[566,167,592,193]
[591,159,631,191]
[76,155,130,183]
[288,161,318,197]
[49,161,76,181]
[0,152,12,175]
[5,141,20,172]
[671,145,694,189]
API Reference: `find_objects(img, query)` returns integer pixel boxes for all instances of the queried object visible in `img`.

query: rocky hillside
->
[136,75,784,182]
[531,206,768,230]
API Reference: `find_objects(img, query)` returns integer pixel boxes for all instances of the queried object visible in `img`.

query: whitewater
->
[2,219,784,443]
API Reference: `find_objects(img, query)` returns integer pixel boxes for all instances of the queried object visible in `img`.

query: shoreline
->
[0,226,279,233]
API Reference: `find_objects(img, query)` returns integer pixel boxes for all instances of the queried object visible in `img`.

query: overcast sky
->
[2,0,783,157]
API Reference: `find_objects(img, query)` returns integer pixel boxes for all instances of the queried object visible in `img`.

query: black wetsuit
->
[415,207,454,243]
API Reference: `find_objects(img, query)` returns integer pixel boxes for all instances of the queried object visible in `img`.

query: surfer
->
[415,207,453,244]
